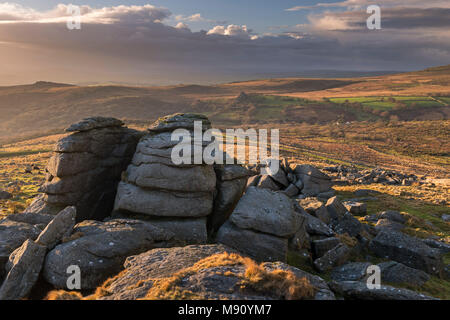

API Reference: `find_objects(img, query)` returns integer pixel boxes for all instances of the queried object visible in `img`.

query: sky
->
[0,1,449,85]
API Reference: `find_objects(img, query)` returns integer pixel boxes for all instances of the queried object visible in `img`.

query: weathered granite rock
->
[378,261,430,287]
[343,201,367,215]
[331,262,371,282]
[313,244,351,273]
[0,239,46,300]
[65,117,124,132]
[25,117,142,221]
[369,230,443,275]
[35,206,76,250]
[42,219,175,289]
[0,218,42,277]
[379,211,406,224]
[94,245,334,300]
[113,114,216,243]
[311,237,341,259]
[325,196,347,222]
[293,165,332,197]
[257,175,281,191]
[216,221,287,262]
[208,164,249,234]
[230,187,301,237]
[329,281,437,300]
[333,212,363,237]
[375,218,405,232]
[298,198,330,224]
[283,184,300,197]
[295,205,334,237]
[114,182,213,218]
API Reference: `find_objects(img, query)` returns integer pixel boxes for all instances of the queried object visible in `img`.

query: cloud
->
[286,0,450,11]
[207,25,253,38]
[0,3,448,85]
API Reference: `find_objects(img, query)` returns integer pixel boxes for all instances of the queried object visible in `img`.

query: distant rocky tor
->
[0,114,447,300]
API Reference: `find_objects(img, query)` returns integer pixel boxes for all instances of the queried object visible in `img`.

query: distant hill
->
[0,66,448,144]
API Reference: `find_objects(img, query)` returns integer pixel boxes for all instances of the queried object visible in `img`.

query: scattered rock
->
[375,218,405,232]
[311,237,341,259]
[378,261,430,287]
[333,212,363,237]
[313,244,351,273]
[295,205,334,237]
[325,196,347,222]
[369,230,443,275]
[379,211,406,224]
[329,281,436,300]
[442,214,450,222]
[331,262,371,282]
[293,165,332,197]
[343,201,367,215]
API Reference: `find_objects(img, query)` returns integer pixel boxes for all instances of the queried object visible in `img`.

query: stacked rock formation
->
[216,186,305,262]
[113,114,218,244]
[25,117,142,221]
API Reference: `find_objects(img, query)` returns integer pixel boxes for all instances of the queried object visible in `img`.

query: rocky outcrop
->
[216,187,302,262]
[113,114,216,243]
[91,245,335,300]
[25,117,142,221]
[42,219,175,289]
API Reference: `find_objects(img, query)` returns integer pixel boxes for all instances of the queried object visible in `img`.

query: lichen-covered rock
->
[0,218,42,277]
[216,221,288,262]
[378,261,430,287]
[25,117,142,221]
[230,187,301,238]
[329,281,437,300]
[0,240,46,300]
[313,244,351,273]
[42,219,175,289]
[369,230,443,275]
[35,206,76,250]
[93,245,335,300]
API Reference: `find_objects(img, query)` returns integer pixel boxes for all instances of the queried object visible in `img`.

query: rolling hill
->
[0,66,449,144]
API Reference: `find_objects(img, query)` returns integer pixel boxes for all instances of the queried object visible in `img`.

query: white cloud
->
[207,25,253,38]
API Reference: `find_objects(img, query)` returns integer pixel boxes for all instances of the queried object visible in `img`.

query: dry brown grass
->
[143,253,315,300]
[44,290,83,300]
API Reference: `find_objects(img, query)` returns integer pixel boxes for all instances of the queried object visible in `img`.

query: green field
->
[329,96,447,111]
